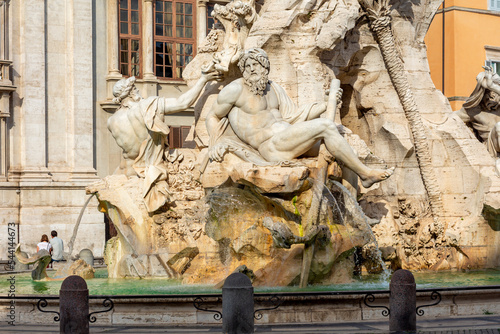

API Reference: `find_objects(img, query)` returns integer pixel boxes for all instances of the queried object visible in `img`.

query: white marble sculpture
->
[206,0,257,73]
[205,48,394,188]
[108,70,221,212]
[454,66,500,173]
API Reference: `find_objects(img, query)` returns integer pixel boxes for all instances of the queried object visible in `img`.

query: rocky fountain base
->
[89,151,377,286]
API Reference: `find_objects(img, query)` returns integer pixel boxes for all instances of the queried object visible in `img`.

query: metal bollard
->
[389,269,416,333]
[222,273,254,334]
[59,275,89,334]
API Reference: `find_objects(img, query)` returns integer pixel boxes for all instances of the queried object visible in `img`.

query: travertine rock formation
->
[185,0,500,271]
[93,0,500,285]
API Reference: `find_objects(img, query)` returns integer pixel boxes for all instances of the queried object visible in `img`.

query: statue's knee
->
[323,119,339,133]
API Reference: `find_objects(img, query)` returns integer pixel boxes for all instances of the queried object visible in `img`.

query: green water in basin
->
[1,269,499,296]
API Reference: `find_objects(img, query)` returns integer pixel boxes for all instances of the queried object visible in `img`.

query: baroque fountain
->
[87,0,500,289]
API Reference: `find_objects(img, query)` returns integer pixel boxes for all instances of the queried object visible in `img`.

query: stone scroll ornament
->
[358,0,444,231]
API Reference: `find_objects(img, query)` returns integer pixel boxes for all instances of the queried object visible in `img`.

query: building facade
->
[0,0,224,260]
[425,0,500,110]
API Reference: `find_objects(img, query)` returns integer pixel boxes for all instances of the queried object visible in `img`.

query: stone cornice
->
[437,6,500,17]
[100,100,120,113]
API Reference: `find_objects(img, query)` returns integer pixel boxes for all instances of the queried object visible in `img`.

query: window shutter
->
[181,126,196,148]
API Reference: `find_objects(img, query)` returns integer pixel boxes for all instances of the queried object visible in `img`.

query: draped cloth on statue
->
[209,81,318,165]
[462,73,500,158]
[133,97,171,213]
[271,81,318,124]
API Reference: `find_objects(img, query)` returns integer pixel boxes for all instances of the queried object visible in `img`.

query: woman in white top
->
[37,234,52,253]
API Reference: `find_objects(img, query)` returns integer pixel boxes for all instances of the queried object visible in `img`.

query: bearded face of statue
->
[129,86,143,102]
[242,58,269,96]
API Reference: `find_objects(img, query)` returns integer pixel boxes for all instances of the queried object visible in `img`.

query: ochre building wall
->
[425,0,500,110]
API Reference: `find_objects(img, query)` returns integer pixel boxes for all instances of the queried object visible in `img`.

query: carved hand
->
[208,143,229,162]
[201,69,224,82]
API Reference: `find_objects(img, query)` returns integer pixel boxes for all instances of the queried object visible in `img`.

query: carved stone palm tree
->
[358,0,444,229]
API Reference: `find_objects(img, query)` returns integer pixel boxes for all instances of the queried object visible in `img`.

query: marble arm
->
[482,66,500,96]
[162,71,222,114]
[206,82,241,161]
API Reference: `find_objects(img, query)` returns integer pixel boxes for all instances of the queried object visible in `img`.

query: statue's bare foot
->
[360,167,394,188]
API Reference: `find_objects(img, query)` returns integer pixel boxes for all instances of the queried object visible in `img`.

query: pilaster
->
[198,0,208,46]
[9,0,50,182]
[67,0,98,181]
[106,0,123,99]
[142,0,158,97]
[0,1,15,182]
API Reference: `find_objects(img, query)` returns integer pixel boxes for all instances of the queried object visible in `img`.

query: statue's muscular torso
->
[225,79,291,149]
[107,98,150,160]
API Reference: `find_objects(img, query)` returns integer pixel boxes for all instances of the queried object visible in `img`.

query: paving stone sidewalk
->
[0,315,498,333]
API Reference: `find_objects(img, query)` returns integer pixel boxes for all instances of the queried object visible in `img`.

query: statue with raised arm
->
[108,70,221,212]
[205,48,394,188]
[453,66,500,173]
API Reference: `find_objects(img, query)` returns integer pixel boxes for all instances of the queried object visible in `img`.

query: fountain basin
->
[0,270,499,326]
[1,269,500,295]
[1,287,499,326]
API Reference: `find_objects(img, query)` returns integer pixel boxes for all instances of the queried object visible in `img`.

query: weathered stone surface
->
[56,259,95,280]
[78,249,94,266]
[202,157,314,193]
[96,0,500,284]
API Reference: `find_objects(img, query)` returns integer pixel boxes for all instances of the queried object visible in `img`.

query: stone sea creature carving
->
[203,0,257,74]
[262,217,330,249]
[15,245,51,280]
[107,70,222,212]
[55,259,95,280]
[453,66,500,174]
[15,245,96,281]
[358,0,444,229]
[199,27,224,54]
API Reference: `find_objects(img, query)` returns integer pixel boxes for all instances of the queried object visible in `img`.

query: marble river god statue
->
[90,0,500,285]
[205,48,394,188]
[107,70,222,212]
[453,66,500,174]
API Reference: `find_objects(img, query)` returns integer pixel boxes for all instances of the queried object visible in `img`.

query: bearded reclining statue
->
[202,48,394,192]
